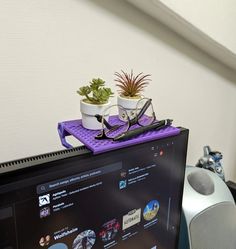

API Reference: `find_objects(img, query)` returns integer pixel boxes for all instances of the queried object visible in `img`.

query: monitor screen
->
[0,129,188,249]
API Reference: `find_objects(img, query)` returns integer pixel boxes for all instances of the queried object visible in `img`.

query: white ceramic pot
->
[80,100,110,130]
[117,95,141,121]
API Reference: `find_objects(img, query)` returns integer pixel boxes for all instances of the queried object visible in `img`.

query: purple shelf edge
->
[57,118,180,154]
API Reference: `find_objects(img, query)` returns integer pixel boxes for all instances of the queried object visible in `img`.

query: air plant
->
[115,70,151,98]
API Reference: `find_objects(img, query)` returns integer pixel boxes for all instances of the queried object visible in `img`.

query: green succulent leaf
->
[77,78,113,104]
[77,86,91,96]
[90,78,105,91]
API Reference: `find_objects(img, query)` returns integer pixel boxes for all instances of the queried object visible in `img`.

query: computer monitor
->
[0,129,188,249]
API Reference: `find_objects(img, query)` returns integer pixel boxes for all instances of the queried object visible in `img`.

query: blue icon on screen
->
[119,180,127,189]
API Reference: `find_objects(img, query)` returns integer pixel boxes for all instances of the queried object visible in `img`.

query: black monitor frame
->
[0,128,188,249]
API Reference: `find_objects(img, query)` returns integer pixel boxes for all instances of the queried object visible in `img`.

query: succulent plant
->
[115,70,151,98]
[77,78,114,104]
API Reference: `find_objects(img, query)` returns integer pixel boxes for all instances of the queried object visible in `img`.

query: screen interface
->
[0,132,188,249]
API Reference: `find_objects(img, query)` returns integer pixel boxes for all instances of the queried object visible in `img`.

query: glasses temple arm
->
[129,99,152,125]
[94,114,112,129]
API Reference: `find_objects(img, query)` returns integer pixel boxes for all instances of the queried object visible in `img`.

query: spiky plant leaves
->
[115,70,151,97]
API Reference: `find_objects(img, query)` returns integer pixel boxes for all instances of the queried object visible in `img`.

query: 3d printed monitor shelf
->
[58,116,180,154]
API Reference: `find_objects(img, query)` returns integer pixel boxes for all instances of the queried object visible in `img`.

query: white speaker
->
[179,166,236,249]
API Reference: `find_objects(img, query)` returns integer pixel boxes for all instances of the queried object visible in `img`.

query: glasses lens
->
[102,105,129,139]
[135,98,155,126]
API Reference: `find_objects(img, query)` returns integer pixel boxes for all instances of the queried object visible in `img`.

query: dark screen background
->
[0,130,188,249]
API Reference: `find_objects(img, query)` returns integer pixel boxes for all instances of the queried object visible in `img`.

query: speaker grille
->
[187,170,215,195]
[190,202,236,249]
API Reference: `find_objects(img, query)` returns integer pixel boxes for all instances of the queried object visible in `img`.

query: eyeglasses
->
[95,98,156,140]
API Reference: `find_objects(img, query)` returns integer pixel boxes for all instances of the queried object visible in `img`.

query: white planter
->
[117,95,141,121]
[80,100,110,130]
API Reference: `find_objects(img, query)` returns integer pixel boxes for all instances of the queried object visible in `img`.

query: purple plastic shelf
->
[58,116,180,154]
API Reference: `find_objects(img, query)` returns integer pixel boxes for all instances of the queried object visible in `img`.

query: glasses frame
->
[95,98,156,140]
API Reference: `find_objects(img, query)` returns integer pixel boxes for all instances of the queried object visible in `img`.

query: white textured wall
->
[0,0,236,181]
[161,0,236,53]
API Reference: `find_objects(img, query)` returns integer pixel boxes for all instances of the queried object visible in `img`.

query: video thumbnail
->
[72,230,96,249]
[122,208,141,230]
[99,219,120,242]
[143,200,160,221]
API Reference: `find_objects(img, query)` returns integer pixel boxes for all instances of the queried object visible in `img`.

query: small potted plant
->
[77,78,114,130]
[115,70,151,121]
